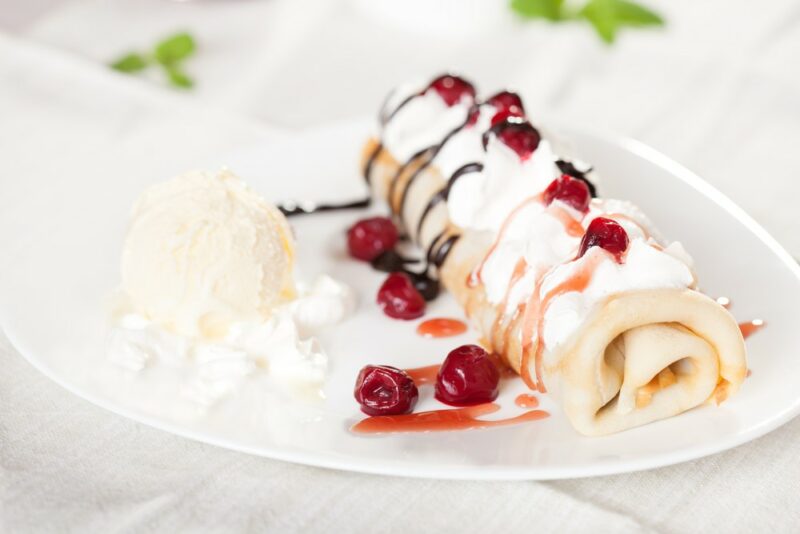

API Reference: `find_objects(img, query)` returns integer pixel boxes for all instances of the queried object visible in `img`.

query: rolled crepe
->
[362,129,747,436]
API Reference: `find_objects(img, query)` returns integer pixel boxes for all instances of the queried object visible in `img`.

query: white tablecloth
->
[2,1,800,531]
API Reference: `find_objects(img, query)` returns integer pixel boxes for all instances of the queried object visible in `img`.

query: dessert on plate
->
[107,169,354,409]
[357,74,747,436]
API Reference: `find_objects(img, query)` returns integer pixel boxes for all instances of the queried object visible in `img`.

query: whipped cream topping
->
[481,201,581,306]
[181,343,259,409]
[381,80,424,121]
[291,275,356,336]
[433,104,495,179]
[377,78,697,368]
[540,241,695,351]
[381,84,473,163]
[107,314,189,371]
[473,180,696,355]
[107,275,354,410]
[447,138,560,231]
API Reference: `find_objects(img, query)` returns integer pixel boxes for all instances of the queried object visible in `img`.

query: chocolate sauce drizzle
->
[279,196,371,217]
[311,77,599,307]
[416,162,484,241]
[370,250,420,272]
[389,111,477,224]
[431,234,459,268]
[366,225,462,302]
[397,231,459,301]
[367,84,432,185]
[426,231,446,266]
[387,146,436,207]
[424,231,460,270]
[353,79,478,300]
[370,250,440,301]
[364,88,427,186]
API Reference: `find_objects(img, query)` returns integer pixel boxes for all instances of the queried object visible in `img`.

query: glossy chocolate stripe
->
[415,162,484,241]
[279,196,371,217]
[432,234,460,268]
[426,231,445,265]
[416,189,447,243]
[387,146,435,210]
[396,157,434,219]
[396,108,477,222]
[370,85,425,185]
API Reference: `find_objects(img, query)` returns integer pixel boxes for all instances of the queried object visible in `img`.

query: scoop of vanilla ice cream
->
[121,169,295,339]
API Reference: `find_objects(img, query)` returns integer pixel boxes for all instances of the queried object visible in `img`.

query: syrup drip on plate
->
[739,320,765,339]
[351,403,549,434]
[711,298,764,340]
[514,394,539,408]
[404,364,440,386]
[417,318,468,338]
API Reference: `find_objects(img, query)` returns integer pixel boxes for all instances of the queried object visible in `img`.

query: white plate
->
[2,118,799,480]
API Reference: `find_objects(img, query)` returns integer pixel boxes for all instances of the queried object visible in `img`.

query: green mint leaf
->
[614,0,664,27]
[163,64,194,89]
[110,53,148,73]
[154,32,196,65]
[510,0,565,21]
[580,0,618,43]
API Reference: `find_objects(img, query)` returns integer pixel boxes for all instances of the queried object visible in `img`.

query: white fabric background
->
[1,0,799,531]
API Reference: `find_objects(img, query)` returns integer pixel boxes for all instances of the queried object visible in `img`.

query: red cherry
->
[483,119,541,161]
[347,217,399,262]
[377,272,426,320]
[543,174,591,213]
[578,217,630,262]
[486,91,525,125]
[486,91,524,114]
[354,365,419,416]
[490,108,523,126]
[434,344,500,406]
[427,75,476,107]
